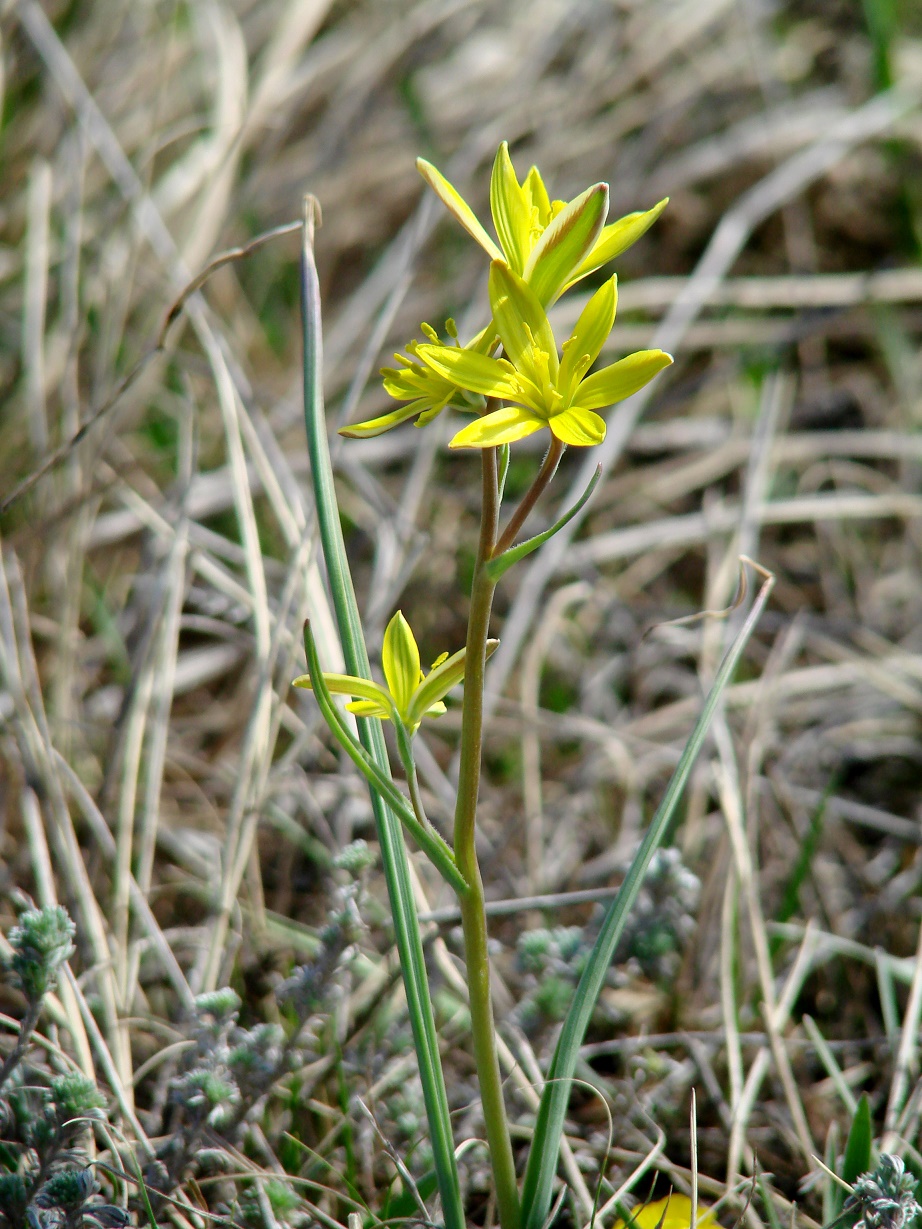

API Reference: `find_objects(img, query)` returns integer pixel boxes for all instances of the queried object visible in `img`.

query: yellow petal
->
[407,639,498,728]
[571,350,673,411]
[524,182,609,307]
[549,407,606,447]
[522,165,552,228]
[490,142,531,273]
[346,699,389,719]
[340,400,433,438]
[417,157,502,261]
[558,276,618,401]
[416,345,519,398]
[488,262,558,378]
[449,406,544,449]
[567,198,669,288]
[382,611,420,718]
[614,1195,716,1229]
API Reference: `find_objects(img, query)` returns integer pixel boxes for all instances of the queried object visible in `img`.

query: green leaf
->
[486,467,602,581]
[520,563,775,1229]
[300,206,466,1229]
[489,261,557,373]
[416,346,519,398]
[842,1094,873,1187]
[571,349,673,411]
[524,181,609,306]
[490,141,531,273]
[417,157,502,262]
[497,442,511,502]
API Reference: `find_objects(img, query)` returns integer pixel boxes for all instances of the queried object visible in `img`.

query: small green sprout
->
[49,1072,106,1125]
[418,262,672,448]
[8,906,76,1003]
[294,610,496,734]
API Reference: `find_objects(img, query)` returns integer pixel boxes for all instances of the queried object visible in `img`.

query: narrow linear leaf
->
[841,1094,873,1187]
[486,466,602,581]
[521,564,775,1229]
[300,201,465,1229]
[497,443,511,502]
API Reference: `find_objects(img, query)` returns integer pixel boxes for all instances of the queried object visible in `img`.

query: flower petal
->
[523,182,609,307]
[570,350,673,411]
[489,142,531,273]
[522,165,552,228]
[408,639,499,728]
[449,406,544,449]
[340,400,434,439]
[566,198,669,288]
[293,671,393,711]
[346,699,390,719]
[558,276,618,401]
[382,610,420,718]
[550,407,606,447]
[488,262,557,376]
[417,157,503,261]
[416,345,519,398]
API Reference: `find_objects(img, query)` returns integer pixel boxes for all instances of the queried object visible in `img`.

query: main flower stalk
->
[453,438,521,1229]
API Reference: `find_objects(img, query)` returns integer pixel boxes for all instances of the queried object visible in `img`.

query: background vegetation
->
[1,0,922,1226]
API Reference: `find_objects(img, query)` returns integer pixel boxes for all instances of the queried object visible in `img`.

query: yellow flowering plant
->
[299,146,774,1229]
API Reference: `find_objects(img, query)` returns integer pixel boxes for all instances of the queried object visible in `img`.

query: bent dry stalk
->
[298,145,772,1229]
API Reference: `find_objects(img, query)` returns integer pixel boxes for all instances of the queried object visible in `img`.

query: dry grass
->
[2,0,922,1225]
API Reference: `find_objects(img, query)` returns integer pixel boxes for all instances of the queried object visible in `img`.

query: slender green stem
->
[494,435,565,558]
[454,440,521,1229]
[0,999,42,1097]
[406,757,432,834]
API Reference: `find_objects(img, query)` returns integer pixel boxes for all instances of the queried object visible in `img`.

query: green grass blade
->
[300,199,465,1229]
[841,1093,873,1187]
[521,566,775,1229]
[770,782,831,959]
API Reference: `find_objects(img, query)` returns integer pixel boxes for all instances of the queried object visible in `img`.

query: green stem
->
[0,999,42,1097]
[454,442,521,1229]
[494,436,565,557]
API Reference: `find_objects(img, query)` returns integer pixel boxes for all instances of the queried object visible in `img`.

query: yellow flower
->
[293,611,495,734]
[418,141,668,306]
[416,262,672,449]
[614,1195,718,1229]
[340,321,494,439]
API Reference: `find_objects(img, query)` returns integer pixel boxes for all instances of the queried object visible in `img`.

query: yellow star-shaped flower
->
[416,262,672,449]
[294,611,496,734]
[418,141,668,306]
